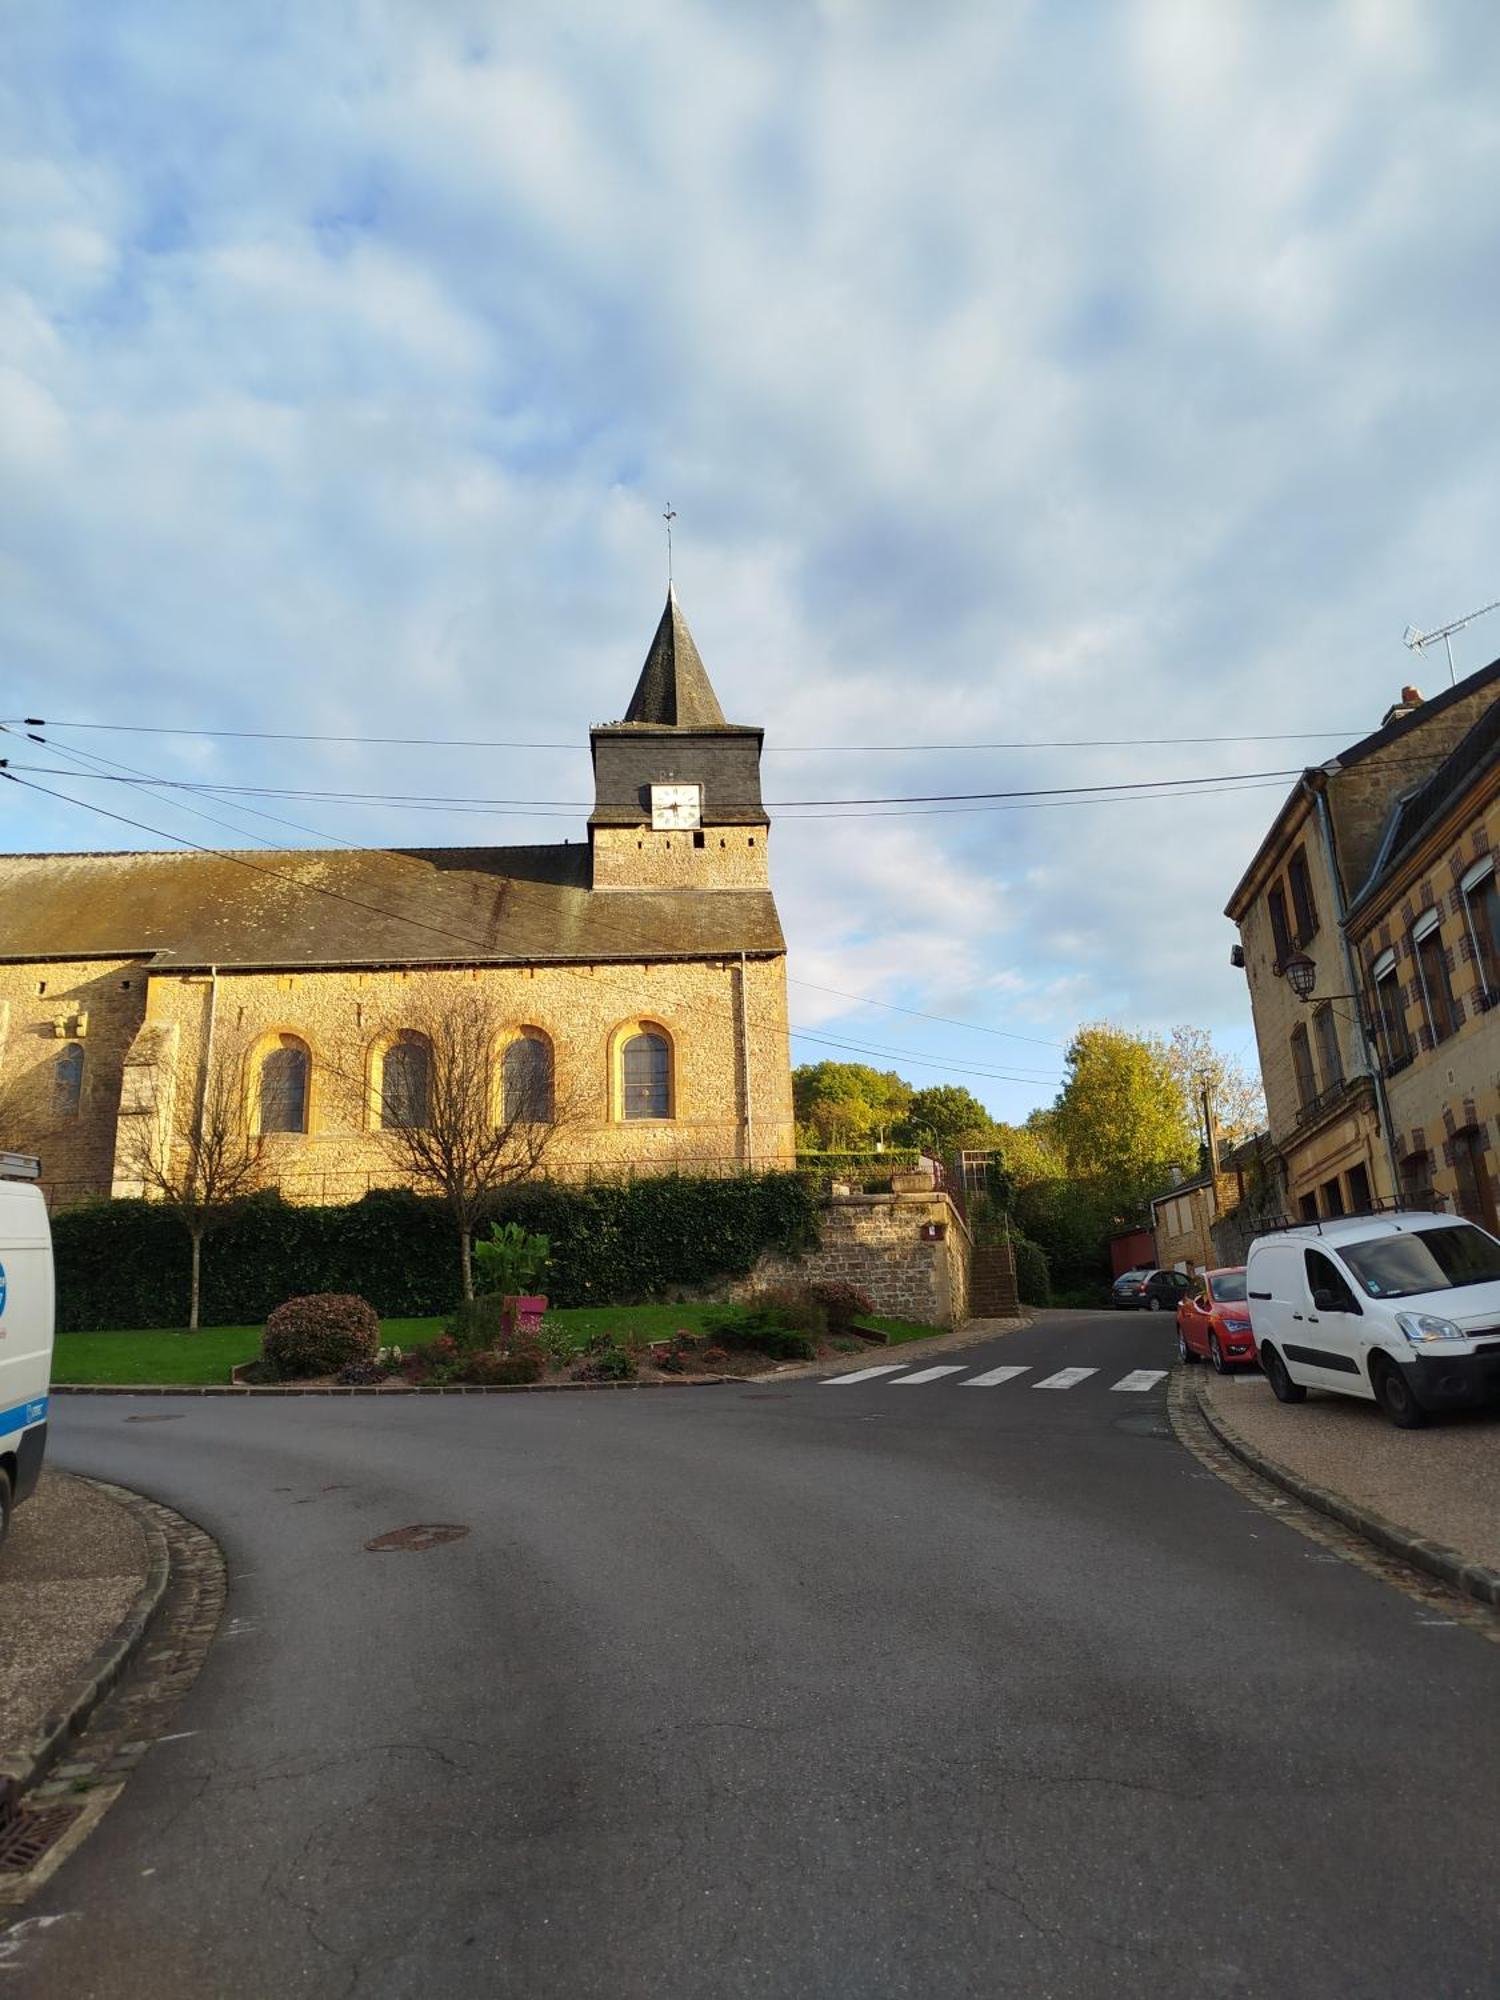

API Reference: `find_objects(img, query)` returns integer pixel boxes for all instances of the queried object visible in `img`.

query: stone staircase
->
[969,1243,1019,1318]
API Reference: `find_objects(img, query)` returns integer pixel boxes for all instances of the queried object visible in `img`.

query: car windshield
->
[1338,1223,1500,1300]
[1208,1271,1247,1303]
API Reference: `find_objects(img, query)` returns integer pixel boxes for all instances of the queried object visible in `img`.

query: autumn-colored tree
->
[1050,1025,1197,1207]
[792,1061,913,1150]
[1165,1025,1266,1149]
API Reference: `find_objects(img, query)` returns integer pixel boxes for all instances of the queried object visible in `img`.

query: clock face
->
[650,783,702,830]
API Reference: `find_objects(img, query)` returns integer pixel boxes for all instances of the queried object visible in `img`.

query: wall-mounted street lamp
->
[1283,951,1377,1042]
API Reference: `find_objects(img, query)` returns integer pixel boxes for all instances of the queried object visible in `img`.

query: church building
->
[0,594,796,1209]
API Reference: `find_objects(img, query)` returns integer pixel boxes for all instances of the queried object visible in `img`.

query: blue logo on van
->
[0,1258,6,1316]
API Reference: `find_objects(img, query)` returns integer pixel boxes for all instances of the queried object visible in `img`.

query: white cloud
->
[2,1,1498,1118]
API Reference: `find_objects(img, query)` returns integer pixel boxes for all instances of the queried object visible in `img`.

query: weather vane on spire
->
[663,505,677,588]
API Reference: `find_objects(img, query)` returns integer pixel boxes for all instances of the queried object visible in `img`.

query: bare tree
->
[355,986,576,1300]
[122,1042,265,1331]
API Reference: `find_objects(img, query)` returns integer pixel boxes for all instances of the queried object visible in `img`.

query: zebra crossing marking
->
[1111,1369,1168,1393]
[1032,1367,1099,1390]
[821,1364,909,1385]
[961,1365,1030,1388]
[892,1365,969,1385]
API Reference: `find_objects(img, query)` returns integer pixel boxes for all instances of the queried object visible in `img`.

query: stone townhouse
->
[0,592,797,1208]
[1224,657,1500,1224]
[1342,697,1500,1228]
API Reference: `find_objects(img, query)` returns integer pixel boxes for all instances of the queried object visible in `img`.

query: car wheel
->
[1176,1327,1195,1364]
[1262,1345,1307,1405]
[1146,1296,1163,1313]
[1371,1356,1429,1430]
[0,1466,11,1555]
[1209,1334,1227,1375]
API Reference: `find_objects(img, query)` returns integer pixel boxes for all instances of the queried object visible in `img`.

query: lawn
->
[53,1302,748,1386]
[859,1316,950,1346]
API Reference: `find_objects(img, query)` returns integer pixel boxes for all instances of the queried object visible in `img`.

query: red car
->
[1176,1267,1257,1373]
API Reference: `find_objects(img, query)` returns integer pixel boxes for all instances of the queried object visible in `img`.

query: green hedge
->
[794,1150,918,1194]
[52,1174,821,1332]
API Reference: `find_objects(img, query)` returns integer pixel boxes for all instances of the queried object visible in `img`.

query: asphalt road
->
[15,1309,1500,1998]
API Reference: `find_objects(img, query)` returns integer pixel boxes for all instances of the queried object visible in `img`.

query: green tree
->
[1050,1026,1197,1206]
[894,1083,999,1155]
[792,1061,912,1150]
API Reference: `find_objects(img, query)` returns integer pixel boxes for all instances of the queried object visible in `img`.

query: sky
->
[4,0,1500,1124]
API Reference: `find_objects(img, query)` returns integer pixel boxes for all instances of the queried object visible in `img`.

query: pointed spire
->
[623,588,727,727]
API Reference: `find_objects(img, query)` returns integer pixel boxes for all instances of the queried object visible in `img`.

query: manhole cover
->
[125,1414,185,1424]
[0,1802,83,1875]
[364,1523,470,1553]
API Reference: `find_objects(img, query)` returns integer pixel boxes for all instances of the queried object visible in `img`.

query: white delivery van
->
[1246,1210,1500,1429]
[0,1154,53,1550]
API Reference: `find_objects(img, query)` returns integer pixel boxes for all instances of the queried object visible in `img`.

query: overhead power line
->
[2,754,1308,811]
[9,715,1367,753]
[0,769,1063,1090]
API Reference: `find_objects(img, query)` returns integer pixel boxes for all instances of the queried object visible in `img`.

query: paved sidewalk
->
[0,1470,153,1756]
[1198,1367,1500,1575]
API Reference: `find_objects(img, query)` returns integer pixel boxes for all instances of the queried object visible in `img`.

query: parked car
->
[1245,1212,1500,1429]
[1111,1268,1153,1310]
[1176,1267,1255,1372]
[1140,1268,1193,1314]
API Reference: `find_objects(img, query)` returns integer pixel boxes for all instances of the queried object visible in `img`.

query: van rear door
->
[0,1178,55,1505]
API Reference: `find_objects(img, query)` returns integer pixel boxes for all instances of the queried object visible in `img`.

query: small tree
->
[122,1046,265,1331]
[358,987,574,1300]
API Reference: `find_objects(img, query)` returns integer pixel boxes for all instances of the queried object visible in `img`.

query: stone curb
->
[0,1477,172,1819]
[1193,1380,1500,1611]
[52,1376,735,1397]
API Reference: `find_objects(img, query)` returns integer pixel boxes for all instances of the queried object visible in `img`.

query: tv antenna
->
[1403,597,1500,688]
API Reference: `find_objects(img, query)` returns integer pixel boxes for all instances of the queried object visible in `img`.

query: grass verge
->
[53,1303,745,1386]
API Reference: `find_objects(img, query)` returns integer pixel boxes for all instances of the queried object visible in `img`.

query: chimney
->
[1381,684,1424,729]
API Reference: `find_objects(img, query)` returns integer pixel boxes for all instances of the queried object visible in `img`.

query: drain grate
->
[0,1802,83,1875]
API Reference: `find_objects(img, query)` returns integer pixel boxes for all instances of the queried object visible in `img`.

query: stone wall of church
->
[104,952,795,1206]
[0,958,149,1206]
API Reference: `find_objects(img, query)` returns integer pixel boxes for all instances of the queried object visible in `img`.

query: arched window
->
[380,1033,430,1130]
[621,1029,671,1120]
[258,1035,309,1135]
[502,1032,553,1125]
[54,1043,84,1119]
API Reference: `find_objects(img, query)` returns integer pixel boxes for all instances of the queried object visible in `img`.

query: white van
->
[1246,1211,1500,1428]
[0,1154,54,1550]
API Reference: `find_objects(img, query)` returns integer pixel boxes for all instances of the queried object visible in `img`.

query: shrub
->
[1013,1236,1052,1308]
[704,1290,823,1362]
[806,1280,875,1334]
[653,1328,704,1374]
[337,1358,393,1386]
[700,1345,730,1369]
[52,1172,819,1331]
[465,1340,545,1387]
[263,1294,380,1379]
[571,1341,638,1382]
[534,1318,578,1370]
[445,1292,509,1353]
[402,1334,464,1386]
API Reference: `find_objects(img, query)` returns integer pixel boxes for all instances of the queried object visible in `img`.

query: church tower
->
[589,590,770,892]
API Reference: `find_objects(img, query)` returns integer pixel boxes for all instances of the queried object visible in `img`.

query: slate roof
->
[0,844,785,969]
[621,589,727,727]
[1345,696,1500,920]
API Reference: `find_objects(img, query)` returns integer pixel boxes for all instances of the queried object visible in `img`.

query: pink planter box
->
[503,1295,548,1337]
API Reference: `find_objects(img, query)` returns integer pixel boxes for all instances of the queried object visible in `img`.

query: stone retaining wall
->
[734,1189,971,1327]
